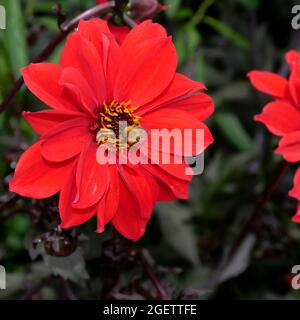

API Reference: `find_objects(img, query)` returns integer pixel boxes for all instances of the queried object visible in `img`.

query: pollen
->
[90,100,142,150]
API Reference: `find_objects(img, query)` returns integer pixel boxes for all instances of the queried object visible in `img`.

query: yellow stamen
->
[91,100,141,150]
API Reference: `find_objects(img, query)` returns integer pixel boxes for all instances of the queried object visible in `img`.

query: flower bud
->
[129,0,167,21]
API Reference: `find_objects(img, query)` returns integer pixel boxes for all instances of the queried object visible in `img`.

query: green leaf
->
[0,52,10,100]
[174,8,193,20]
[215,112,254,152]
[188,0,215,27]
[35,16,59,32]
[4,215,30,235]
[214,81,251,103]
[44,250,90,286]
[174,25,200,64]
[4,215,30,251]
[238,0,261,9]
[4,0,29,78]
[203,15,250,49]
[166,0,181,18]
[29,241,90,286]
[219,234,256,283]
[196,52,205,82]
[156,203,201,267]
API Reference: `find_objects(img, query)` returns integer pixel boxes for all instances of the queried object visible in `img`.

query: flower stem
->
[227,161,289,259]
[206,161,289,289]
[136,250,169,300]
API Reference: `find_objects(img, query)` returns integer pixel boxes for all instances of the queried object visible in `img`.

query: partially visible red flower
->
[96,0,168,44]
[10,19,214,241]
[248,50,300,222]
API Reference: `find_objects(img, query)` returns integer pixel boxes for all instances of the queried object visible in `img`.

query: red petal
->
[140,146,193,180]
[121,20,167,52]
[255,101,300,136]
[23,109,86,136]
[78,19,111,53]
[157,184,178,201]
[163,92,214,121]
[114,37,177,106]
[247,70,289,99]
[118,165,158,219]
[286,50,300,65]
[59,67,98,116]
[73,140,109,209]
[108,23,130,45]
[21,63,78,111]
[59,160,97,229]
[292,203,300,223]
[288,62,300,106]
[9,141,73,199]
[112,179,149,241]
[41,118,91,162]
[137,73,206,116]
[142,107,203,129]
[143,162,191,200]
[141,108,214,156]
[60,33,107,104]
[289,167,300,200]
[101,33,121,101]
[136,145,191,199]
[77,19,121,100]
[275,131,300,162]
[96,165,120,232]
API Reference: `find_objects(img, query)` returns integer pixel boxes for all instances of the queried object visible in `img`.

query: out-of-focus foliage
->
[1,0,300,300]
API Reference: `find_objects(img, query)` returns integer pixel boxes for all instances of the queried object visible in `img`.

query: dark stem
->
[123,13,137,28]
[23,275,53,300]
[0,208,22,222]
[60,277,78,300]
[207,161,289,288]
[0,1,116,113]
[136,250,169,300]
[227,161,289,260]
[0,194,20,211]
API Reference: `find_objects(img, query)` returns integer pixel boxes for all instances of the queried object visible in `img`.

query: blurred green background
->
[1,0,300,299]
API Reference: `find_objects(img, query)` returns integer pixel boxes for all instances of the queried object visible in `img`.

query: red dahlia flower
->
[248,50,300,223]
[9,19,214,240]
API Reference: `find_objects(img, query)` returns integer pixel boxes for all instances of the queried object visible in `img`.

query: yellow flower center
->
[91,100,142,150]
